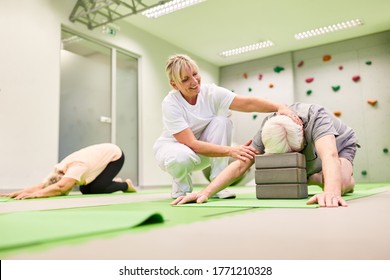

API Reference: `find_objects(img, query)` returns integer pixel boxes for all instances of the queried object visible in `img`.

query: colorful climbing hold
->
[367,99,378,106]
[352,75,361,82]
[305,77,314,83]
[323,54,332,62]
[274,66,285,73]
[339,66,343,70]
[248,87,252,92]
[383,148,389,154]
[269,83,274,88]
[258,74,263,80]
[297,61,304,67]
[243,73,248,79]
[252,114,258,120]
[361,170,367,176]
[332,85,340,92]
[306,90,312,96]
[365,61,372,65]
[334,111,342,117]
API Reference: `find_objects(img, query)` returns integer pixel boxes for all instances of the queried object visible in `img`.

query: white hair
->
[261,115,304,154]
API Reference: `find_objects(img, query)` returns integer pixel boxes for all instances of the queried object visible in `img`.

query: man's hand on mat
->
[171,192,209,205]
[306,192,348,207]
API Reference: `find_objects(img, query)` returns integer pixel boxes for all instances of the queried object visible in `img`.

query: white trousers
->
[154,116,233,198]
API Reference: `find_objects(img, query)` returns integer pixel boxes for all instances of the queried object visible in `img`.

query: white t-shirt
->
[155,84,236,143]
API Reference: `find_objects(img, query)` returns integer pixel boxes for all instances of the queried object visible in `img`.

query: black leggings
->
[79,152,128,194]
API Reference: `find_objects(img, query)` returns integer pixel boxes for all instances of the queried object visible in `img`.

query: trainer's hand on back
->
[230,140,259,162]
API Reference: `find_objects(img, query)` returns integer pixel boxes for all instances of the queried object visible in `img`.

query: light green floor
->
[0,183,388,259]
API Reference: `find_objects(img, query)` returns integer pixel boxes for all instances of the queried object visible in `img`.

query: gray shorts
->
[307,135,358,177]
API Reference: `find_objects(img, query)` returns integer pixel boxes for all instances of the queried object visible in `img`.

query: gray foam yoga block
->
[256,183,308,199]
[255,153,306,169]
[255,167,307,184]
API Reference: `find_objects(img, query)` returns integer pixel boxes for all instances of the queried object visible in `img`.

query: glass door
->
[114,50,138,182]
[60,29,138,184]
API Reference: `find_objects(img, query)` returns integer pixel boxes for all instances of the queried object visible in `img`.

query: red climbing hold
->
[305,77,314,83]
[352,75,361,82]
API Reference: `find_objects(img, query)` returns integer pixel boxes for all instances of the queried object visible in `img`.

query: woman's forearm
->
[190,140,232,157]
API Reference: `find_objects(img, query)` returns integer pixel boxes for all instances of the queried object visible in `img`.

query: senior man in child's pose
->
[172,102,358,208]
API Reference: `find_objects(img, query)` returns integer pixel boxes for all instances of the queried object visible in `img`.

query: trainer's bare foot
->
[125,179,137,192]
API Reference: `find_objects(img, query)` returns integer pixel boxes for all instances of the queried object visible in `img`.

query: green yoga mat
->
[0,183,387,257]
[0,209,163,251]
[176,184,388,208]
[0,188,165,203]
[0,199,252,257]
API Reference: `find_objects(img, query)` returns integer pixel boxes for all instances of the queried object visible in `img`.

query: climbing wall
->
[294,31,390,182]
[220,31,390,183]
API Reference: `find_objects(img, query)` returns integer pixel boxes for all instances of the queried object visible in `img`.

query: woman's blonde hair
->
[165,54,199,85]
[261,115,304,154]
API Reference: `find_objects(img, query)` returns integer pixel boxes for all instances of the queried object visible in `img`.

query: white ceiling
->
[121,0,390,67]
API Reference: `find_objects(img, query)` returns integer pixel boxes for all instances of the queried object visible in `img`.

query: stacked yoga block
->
[255,152,308,199]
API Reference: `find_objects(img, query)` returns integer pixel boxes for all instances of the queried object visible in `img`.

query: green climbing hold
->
[361,170,367,176]
[306,90,312,95]
[365,61,372,65]
[383,148,389,154]
[332,85,340,92]
[274,66,285,73]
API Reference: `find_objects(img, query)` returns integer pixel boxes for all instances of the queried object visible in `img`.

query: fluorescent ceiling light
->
[61,35,83,47]
[142,0,206,18]
[294,19,364,40]
[219,41,274,57]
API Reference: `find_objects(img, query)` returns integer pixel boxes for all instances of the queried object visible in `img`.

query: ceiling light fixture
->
[142,0,206,19]
[219,41,274,57]
[294,19,364,40]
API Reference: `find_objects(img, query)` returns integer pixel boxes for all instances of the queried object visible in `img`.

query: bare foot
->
[113,177,123,183]
[125,179,137,193]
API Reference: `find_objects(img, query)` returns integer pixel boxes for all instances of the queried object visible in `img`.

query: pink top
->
[54,143,122,185]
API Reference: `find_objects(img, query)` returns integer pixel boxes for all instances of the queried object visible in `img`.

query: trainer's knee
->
[211,116,232,130]
[201,116,232,144]
[165,151,197,179]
